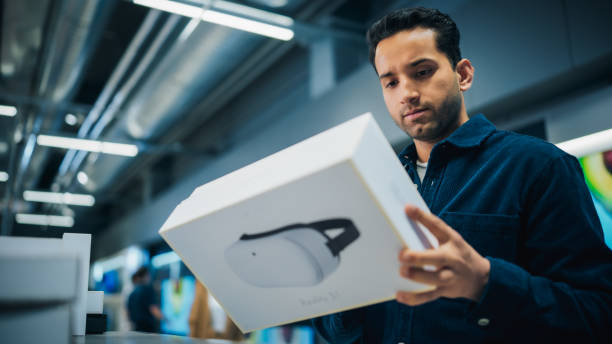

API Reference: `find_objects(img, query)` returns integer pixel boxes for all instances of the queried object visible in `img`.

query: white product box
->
[159,113,437,332]
[0,233,91,337]
[86,291,104,314]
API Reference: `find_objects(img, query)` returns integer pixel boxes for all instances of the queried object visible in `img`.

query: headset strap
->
[309,218,359,256]
[240,218,360,256]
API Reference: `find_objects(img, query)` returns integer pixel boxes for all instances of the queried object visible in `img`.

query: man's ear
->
[456,58,474,92]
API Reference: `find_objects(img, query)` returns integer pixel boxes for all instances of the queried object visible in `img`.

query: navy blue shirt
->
[313,114,612,343]
[127,284,159,332]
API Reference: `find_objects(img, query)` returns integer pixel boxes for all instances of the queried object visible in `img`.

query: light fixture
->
[555,128,612,157]
[256,0,289,8]
[152,251,181,268]
[15,214,75,227]
[0,171,8,182]
[133,0,294,41]
[94,256,125,277]
[0,104,17,117]
[23,190,95,206]
[92,263,104,282]
[77,171,89,185]
[211,0,293,26]
[125,246,148,272]
[65,113,78,126]
[36,135,139,157]
[91,246,148,283]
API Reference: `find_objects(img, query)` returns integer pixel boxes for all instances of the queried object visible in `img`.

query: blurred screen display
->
[98,270,121,294]
[160,276,196,335]
[248,326,314,344]
[579,150,612,248]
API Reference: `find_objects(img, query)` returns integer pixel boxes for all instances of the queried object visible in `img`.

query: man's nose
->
[400,83,419,105]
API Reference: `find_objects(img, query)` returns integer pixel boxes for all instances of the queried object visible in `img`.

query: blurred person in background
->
[189,280,243,340]
[127,266,163,332]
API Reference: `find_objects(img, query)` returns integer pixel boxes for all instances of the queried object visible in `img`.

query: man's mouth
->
[403,108,427,120]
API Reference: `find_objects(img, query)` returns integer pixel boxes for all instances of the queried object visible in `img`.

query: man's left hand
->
[396,205,491,306]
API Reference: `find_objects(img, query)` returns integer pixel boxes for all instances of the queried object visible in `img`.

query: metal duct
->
[36,0,110,102]
[77,21,264,192]
[70,0,361,198]
[54,9,166,187]
[124,24,263,141]
[14,0,113,192]
[0,0,51,94]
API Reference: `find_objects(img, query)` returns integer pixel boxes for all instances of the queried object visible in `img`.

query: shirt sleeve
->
[312,308,364,343]
[145,285,157,307]
[468,154,612,342]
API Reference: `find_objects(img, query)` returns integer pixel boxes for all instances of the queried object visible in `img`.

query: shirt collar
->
[444,113,496,148]
[399,114,496,163]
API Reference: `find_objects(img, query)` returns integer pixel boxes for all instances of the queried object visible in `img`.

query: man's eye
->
[416,69,432,78]
[385,80,398,88]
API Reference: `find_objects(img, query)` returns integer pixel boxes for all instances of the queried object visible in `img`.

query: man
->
[127,267,163,332]
[313,7,612,343]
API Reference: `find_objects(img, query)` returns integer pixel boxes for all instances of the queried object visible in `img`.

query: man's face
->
[374,27,464,142]
[142,272,150,284]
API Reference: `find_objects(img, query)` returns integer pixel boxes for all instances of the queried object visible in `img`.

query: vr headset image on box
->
[225,218,360,288]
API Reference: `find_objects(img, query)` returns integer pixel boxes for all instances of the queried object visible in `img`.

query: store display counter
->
[72,331,242,344]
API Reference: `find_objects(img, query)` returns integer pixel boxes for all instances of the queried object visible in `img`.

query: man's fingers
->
[400,266,456,286]
[405,205,453,242]
[399,247,453,268]
[396,288,444,306]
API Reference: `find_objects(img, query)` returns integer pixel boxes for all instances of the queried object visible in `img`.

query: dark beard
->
[411,89,462,143]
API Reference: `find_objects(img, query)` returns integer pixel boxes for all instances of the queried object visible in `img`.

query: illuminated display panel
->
[160,276,196,335]
[579,150,612,248]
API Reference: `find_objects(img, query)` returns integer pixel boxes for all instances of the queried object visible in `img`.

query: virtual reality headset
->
[225,218,360,288]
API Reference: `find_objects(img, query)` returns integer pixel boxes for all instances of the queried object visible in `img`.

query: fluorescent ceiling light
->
[0,171,8,182]
[263,0,289,7]
[77,171,89,185]
[201,9,293,40]
[24,190,95,206]
[152,251,181,268]
[37,135,139,157]
[0,105,17,117]
[133,0,294,41]
[92,246,148,283]
[15,214,75,227]
[96,256,126,275]
[92,263,104,282]
[65,113,78,126]
[555,128,612,157]
[125,246,148,272]
[211,0,293,26]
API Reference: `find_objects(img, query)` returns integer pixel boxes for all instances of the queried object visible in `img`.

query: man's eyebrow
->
[378,59,434,79]
[378,71,394,79]
[410,58,432,66]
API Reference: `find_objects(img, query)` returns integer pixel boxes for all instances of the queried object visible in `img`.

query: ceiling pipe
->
[71,13,270,193]
[66,0,350,197]
[12,0,114,193]
[57,13,185,190]
[0,0,52,95]
[55,9,163,181]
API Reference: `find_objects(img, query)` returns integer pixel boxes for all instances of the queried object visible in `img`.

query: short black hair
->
[131,266,149,283]
[366,7,461,72]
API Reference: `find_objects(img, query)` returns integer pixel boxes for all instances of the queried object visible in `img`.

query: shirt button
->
[477,318,490,326]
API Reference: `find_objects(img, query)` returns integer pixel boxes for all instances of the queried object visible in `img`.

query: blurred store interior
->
[1,0,611,343]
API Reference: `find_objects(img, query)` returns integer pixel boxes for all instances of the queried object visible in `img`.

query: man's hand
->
[396,205,491,306]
